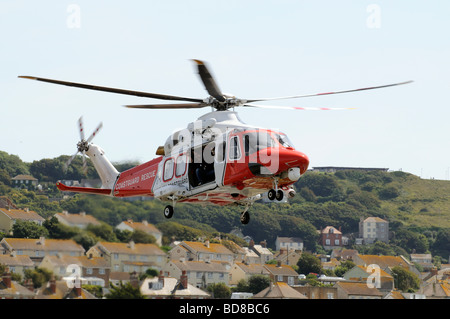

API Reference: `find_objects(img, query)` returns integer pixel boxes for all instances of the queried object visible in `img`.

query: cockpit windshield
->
[274,133,295,148]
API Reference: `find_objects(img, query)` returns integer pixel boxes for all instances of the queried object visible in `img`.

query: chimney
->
[158,271,165,288]
[142,220,148,226]
[431,267,438,277]
[25,207,29,212]
[74,286,82,297]
[38,237,45,245]
[205,240,210,248]
[24,279,34,292]
[277,260,282,268]
[2,267,12,289]
[127,218,133,223]
[80,211,86,216]
[49,277,56,294]
[62,210,69,215]
[260,240,267,248]
[249,239,255,248]
[180,270,188,290]
[130,271,139,289]
[129,240,135,250]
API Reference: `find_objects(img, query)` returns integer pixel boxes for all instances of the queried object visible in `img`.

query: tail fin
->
[85,144,119,189]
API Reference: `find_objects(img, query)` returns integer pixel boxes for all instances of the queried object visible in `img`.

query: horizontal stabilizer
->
[56,182,112,195]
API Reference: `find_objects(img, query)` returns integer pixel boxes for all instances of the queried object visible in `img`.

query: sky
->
[1,1,449,180]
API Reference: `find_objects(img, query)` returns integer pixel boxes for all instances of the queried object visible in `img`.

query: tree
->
[391,266,420,292]
[24,267,52,288]
[12,220,49,239]
[431,229,450,259]
[105,282,146,299]
[297,252,322,275]
[207,282,231,299]
[247,275,270,294]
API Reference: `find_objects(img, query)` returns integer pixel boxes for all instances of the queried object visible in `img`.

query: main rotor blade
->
[244,104,356,111]
[246,80,413,103]
[125,103,208,109]
[192,59,225,102]
[18,76,203,103]
[86,122,103,143]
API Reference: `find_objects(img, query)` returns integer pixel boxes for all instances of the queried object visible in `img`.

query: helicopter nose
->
[278,148,309,175]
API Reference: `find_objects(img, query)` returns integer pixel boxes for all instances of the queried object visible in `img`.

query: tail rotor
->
[64,117,103,174]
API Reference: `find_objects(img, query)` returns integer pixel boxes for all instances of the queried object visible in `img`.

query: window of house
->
[277,275,283,282]
[87,268,93,275]
[335,239,340,245]
[99,268,105,275]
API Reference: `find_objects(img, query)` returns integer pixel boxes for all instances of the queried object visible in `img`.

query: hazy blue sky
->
[1,1,449,179]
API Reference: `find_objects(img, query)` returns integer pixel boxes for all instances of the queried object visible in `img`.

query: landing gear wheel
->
[276,190,284,201]
[164,205,174,219]
[240,211,250,225]
[267,189,276,201]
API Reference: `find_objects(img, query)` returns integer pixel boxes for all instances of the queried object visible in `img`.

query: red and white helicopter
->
[19,60,411,224]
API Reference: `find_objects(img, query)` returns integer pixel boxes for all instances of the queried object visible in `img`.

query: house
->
[331,248,358,261]
[0,253,34,277]
[264,262,299,286]
[0,268,35,299]
[353,254,419,276]
[319,226,343,249]
[229,262,270,285]
[275,236,303,252]
[419,267,450,299]
[335,281,383,299]
[254,282,307,299]
[410,254,434,271]
[293,286,338,299]
[249,240,273,264]
[273,248,302,266]
[0,207,45,233]
[169,240,235,264]
[343,265,394,293]
[35,278,97,299]
[0,237,85,265]
[163,260,230,289]
[39,254,111,287]
[116,219,162,246]
[0,196,17,209]
[54,211,101,229]
[358,217,389,244]
[242,247,260,264]
[86,241,166,273]
[140,271,210,299]
[321,257,341,272]
[11,175,38,188]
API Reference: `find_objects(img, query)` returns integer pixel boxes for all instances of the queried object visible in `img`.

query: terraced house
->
[87,241,166,273]
[169,241,235,264]
[0,237,85,265]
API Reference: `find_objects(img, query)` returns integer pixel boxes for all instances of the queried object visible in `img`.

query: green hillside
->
[0,150,449,260]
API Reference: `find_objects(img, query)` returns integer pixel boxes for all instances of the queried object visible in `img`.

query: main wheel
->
[164,205,174,219]
[276,190,284,201]
[267,189,276,201]
[240,211,250,225]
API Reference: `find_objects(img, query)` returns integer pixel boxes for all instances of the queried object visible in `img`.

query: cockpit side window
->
[243,130,275,156]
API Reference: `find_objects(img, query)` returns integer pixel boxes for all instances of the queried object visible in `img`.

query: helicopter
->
[19,60,412,224]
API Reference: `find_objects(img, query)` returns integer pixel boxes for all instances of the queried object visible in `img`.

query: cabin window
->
[175,154,187,177]
[243,131,275,155]
[229,136,241,160]
[163,158,174,181]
